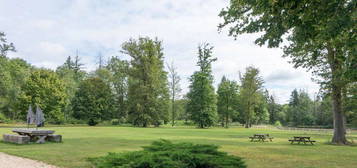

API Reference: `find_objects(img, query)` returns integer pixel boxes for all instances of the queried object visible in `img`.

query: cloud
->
[265,69,303,82]
[0,0,320,103]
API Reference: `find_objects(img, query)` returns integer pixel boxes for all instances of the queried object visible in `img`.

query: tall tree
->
[287,89,315,126]
[167,61,181,126]
[239,66,263,128]
[186,43,217,128]
[268,94,279,124]
[287,89,300,126]
[219,0,355,144]
[56,55,86,121]
[0,58,31,119]
[122,37,169,127]
[107,57,130,120]
[217,76,239,128]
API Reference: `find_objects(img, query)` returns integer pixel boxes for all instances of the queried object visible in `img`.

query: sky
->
[0,0,320,104]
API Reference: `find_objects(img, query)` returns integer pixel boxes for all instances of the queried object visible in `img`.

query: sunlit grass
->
[0,126,356,168]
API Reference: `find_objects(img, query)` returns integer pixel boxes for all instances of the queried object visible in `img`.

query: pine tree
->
[187,43,217,128]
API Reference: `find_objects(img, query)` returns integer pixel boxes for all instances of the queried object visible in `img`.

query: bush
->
[0,113,10,123]
[111,118,126,125]
[65,118,87,125]
[89,139,246,168]
[111,119,120,125]
[88,118,99,126]
[274,121,282,127]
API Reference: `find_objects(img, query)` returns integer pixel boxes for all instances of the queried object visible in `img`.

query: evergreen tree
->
[0,32,16,57]
[217,76,239,128]
[287,89,300,126]
[56,55,86,121]
[122,37,169,127]
[186,43,217,128]
[239,66,263,128]
[268,94,279,124]
[287,89,315,126]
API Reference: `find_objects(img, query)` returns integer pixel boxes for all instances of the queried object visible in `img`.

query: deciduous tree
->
[217,76,239,128]
[239,66,263,128]
[219,0,355,144]
[21,69,67,123]
[187,43,217,128]
[72,77,115,125]
[122,37,169,127]
[167,61,181,126]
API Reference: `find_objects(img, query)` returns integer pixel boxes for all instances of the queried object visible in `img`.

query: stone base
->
[46,134,62,142]
[3,134,30,144]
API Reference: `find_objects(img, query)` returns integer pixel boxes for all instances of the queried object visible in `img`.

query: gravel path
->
[0,152,57,168]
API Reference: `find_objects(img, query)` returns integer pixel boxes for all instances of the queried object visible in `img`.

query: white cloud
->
[0,0,320,103]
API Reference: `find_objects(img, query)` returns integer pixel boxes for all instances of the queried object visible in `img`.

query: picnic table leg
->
[36,135,47,144]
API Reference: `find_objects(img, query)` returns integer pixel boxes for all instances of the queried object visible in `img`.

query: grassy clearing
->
[0,126,356,168]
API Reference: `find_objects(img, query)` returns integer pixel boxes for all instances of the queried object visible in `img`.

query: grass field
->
[0,126,356,168]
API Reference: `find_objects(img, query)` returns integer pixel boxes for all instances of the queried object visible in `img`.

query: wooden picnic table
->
[289,136,316,145]
[249,134,273,142]
[12,129,55,144]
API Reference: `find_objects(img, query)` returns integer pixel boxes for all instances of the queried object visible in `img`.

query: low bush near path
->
[89,139,246,168]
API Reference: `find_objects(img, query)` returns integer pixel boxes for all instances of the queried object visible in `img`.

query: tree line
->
[1,32,355,130]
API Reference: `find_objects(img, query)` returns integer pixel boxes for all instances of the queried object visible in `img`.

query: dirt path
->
[0,152,57,168]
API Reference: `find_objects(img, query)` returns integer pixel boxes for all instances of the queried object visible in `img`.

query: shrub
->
[0,113,10,123]
[111,119,120,125]
[274,121,282,127]
[88,118,99,126]
[89,139,246,168]
[65,118,87,125]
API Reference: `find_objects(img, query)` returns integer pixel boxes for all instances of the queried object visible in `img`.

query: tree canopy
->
[219,0,356,144]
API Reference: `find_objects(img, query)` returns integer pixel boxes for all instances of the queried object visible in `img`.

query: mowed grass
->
[0,126,356,168]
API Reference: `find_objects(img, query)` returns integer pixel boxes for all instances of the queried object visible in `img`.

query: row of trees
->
[0,32,355,132]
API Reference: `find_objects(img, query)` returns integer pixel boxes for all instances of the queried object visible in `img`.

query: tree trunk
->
[225,114,228,128]
[245,102,250,128]
[327,46,348,144]
[331,84,347,144]
[171,95,175,127]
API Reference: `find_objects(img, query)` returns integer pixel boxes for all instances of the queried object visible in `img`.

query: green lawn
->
[0,126,356,168]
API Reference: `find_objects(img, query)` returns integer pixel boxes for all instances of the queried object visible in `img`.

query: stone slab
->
[12,129,55,135]
[3,134,30,144]
[46,134,62,142]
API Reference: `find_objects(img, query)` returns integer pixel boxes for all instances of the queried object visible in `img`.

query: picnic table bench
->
[249,134,274,142]
[289,136,316,145]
